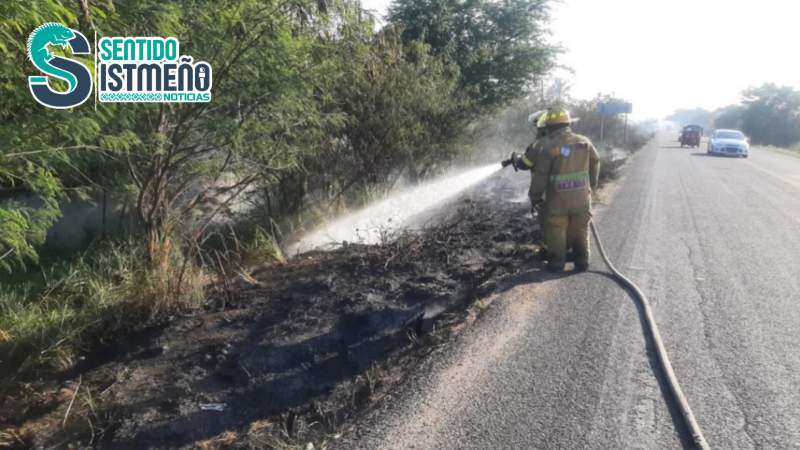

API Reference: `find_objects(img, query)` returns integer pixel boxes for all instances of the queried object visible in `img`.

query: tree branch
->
[2,145,108,159]
[0,248,13,263]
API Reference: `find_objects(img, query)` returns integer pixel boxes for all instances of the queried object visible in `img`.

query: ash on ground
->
[0,170,579,449]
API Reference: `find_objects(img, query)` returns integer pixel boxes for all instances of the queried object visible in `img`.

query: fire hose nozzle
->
[501,152,521,171]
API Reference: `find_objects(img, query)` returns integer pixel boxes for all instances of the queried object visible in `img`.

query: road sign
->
[598,102,633,116]
[598,102,633,145]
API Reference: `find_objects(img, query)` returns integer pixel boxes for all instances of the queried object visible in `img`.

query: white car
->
[707,129,749,158]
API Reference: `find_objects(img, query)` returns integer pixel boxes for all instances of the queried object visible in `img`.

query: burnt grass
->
[0,173,563,449]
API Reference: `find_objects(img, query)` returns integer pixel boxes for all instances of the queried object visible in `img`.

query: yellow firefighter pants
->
[543,212,591,267]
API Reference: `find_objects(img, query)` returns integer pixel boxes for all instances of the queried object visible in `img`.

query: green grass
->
[0,214,322,377]
[0,239,207,375]
[241,226,286,266]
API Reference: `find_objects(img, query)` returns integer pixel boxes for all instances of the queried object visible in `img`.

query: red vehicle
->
[679,125,703,148]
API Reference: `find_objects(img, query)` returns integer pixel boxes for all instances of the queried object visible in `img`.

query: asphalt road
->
[337,136,800,450]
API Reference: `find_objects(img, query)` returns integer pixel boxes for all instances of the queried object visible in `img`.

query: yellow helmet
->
[537,108,576,128]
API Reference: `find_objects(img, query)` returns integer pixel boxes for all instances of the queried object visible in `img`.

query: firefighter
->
[529,108,600,272]
[502,111,550,241]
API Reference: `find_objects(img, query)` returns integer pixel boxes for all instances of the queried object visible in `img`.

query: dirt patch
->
[0,172,547,449]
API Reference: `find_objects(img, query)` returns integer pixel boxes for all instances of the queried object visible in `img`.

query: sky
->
[359,0,800,120]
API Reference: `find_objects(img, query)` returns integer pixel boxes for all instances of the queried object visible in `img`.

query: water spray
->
[289,164,503,254]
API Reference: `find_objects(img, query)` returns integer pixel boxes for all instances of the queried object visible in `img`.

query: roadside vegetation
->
[668,83,800,148]
[0,0,643,391]
[0,2,653,446]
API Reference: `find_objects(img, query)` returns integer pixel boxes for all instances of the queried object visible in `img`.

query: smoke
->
[464,98,542,165]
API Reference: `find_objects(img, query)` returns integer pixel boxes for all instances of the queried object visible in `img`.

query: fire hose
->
[590,220,710,450]
[499,157,709,448]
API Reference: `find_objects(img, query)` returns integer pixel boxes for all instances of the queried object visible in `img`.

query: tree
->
[322,22,467,194]
[0,1,109,271]
[389,0,558,109]
[570,94,636,148]
[75,0,349,269]
[1,0,560,275]
[713,105,745,130]
[1,0,342,271]
[739,84,800,146]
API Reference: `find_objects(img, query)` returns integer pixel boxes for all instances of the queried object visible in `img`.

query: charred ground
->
[0,158,625,449]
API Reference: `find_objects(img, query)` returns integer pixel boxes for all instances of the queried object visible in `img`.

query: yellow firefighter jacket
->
[530,127,600,215]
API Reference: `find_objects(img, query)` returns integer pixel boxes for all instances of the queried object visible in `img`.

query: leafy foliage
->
[570,94,648,151]
[94,0,345,264]
[324,24,467,193]
[0,2,82,270]
[0,0,560,374]
[738,84,800,146]
[389,0,558,108]
[1,0,559,271]
[706,84,800,147]
[713,104,746,131]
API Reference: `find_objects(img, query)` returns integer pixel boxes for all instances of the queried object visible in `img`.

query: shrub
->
[0,238,206,374]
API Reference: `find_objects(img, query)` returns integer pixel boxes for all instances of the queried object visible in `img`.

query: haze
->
[361,0,800,120]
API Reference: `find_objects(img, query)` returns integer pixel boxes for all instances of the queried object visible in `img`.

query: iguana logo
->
[27,22,78,93]
[27,22,92,109]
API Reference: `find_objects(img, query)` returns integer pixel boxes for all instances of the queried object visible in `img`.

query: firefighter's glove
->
[501,152,525,171]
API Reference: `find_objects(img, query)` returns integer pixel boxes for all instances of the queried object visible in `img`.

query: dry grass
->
[0,218,304,386]
[241,226,286,267]
[0,238,208,375]
[0,427,25,447]
[194,430,239,449]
